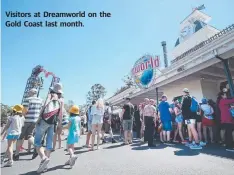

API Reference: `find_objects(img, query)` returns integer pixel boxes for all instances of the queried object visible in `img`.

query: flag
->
[196,4,205,11]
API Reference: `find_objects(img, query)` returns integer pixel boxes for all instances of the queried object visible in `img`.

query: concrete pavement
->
[1,135,234,175]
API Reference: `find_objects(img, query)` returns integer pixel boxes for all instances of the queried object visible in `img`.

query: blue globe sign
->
[131,55,160,89]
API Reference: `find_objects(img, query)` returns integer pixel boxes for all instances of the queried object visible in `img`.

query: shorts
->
[92,115,103,125]
[122,120,133,131]
[34,119,54,151]
[7,134,19,140]
[185,119,196,125]
[162,121,172,131]
[175,115,183,123]
[202,118,215,127]
[19,122,36,140]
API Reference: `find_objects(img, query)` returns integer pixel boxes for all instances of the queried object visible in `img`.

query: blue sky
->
[1,0,234,106]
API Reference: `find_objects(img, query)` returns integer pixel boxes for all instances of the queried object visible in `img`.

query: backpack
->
[230,108,234,118]
[41,99,61,125]
[190,97,199,112]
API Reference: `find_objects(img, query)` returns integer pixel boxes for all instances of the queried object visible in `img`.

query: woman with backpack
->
[34,83,63,173]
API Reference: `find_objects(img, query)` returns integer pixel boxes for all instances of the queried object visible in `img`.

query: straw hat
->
[69,105,80,115]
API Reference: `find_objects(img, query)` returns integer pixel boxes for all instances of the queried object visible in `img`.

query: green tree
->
[86,84,106,104]
[122,75,136,88]
[1,103,11,124]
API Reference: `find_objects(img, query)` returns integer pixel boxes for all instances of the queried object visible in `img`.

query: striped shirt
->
[23,95,43,123]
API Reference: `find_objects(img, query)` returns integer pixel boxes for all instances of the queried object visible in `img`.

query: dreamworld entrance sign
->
[131,55,160,89]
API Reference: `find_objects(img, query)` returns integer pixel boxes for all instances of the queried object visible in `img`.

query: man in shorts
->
[121,98,134,145]
[181,88,202,149]
[14,88,43,160]
[158,95,172,143]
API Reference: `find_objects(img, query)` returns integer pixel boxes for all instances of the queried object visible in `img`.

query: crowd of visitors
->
[132,88,234,151]
[1,84,234,173]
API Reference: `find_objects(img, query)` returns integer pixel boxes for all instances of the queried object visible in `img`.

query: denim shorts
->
[7,134,19,140]
[34,119,54,151]
[175,115,183,123]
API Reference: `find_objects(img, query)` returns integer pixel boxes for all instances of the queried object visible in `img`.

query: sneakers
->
[226,148,234,152]
[185,142,192,147]
[83,144,91,148]
[69,156,78,167]
[37,158,50,173]
[65,159,70,165]
[43,165,48,172]
[200,141,206,147]
[5,160,13,167]
[190,144,202,150]
[32,150,38,160]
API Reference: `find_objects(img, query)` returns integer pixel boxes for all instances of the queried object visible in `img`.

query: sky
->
[1,0,234,106]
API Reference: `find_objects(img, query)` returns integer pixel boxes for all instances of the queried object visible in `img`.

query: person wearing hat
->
[33,83,63,173]
[64,105,80,167]
[200,98,215,144]
[181,88,202,149]
[1,105,25,167]
[14,88,43,161]
[158,95,172,143]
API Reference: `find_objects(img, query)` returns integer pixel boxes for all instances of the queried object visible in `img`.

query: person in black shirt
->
[134,105,141,139]
[121,98,134,145]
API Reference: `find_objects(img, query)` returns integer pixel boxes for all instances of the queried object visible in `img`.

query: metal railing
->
[171,24,234,64]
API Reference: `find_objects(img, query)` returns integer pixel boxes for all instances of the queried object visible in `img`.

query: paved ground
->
[1,134,234,175]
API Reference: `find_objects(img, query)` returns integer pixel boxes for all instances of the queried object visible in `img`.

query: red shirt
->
[219,98,234,124]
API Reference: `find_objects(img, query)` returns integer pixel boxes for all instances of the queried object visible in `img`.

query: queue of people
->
[133,88,234,151]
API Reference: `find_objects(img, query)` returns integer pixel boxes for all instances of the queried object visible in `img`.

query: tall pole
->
[156,87,159,113]
[161,41,168,68]
[216,56,234,97]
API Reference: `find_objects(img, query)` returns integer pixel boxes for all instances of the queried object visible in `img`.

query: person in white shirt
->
[90,99,105,151]
[1,105,25,167]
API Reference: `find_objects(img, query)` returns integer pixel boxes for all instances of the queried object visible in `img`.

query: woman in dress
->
[90,99,105,150]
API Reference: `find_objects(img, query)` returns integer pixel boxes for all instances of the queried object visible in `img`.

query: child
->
[64,105,81,167]
[1,105,25,167]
